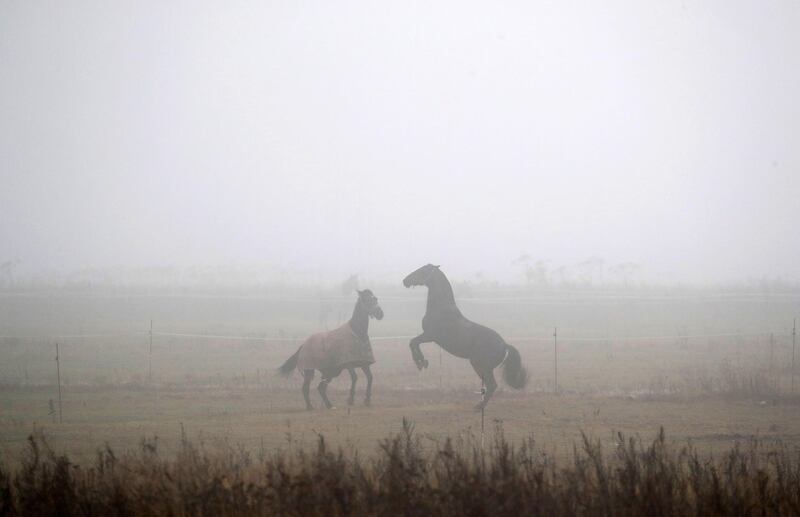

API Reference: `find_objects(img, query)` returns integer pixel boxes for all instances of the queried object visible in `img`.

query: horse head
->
[357,289,384,320]
[403,264,440,288]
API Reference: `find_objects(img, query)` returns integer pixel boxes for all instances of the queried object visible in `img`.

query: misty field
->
[1,286,799,514]
[2,286,799,454]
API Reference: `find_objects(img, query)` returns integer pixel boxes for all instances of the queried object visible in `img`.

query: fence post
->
[55,342,63,424]
[149,319,153,383]
[480,377,486,451]
[554,327,558,394]
[770,332,776,393]
[439,347,443,391]
[792,319,796,394]
[769,332,774,370]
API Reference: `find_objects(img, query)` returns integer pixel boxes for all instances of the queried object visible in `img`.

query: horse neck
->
[349,300,369,338]
[426,271,459,314]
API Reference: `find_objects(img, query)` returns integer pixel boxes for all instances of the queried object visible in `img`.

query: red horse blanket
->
[296,322,375,371]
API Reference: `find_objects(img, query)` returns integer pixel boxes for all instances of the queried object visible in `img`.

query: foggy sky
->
[1,1,799,285]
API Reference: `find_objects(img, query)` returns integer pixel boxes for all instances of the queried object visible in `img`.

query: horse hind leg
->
[302,369,315,410]
[470,359,498,411]
[318,370,335,409]
[347,368,357,406]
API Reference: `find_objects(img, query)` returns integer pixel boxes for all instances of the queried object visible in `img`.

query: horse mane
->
[427,267,462,316]
[432,268,456,302]
[349,294,370,338]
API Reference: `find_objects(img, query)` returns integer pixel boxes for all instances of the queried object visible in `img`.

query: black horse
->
[278,289,383,409]
[403,264,528,408]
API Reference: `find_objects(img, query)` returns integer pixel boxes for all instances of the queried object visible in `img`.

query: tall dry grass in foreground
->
[1,421,799,516]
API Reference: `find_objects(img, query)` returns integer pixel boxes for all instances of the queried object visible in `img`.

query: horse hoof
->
[364,399,371,407]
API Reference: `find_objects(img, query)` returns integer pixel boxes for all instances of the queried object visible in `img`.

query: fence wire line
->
[1,291,798,303]
[0,330,791,343]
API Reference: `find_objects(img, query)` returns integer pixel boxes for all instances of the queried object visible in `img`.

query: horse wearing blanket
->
[278,290,383,409]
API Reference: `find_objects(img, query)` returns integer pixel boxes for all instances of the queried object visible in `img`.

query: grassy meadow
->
[1,284,799,514]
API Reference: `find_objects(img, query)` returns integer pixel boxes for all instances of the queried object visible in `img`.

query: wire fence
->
[1,290,798,303]
[0,329,793,343]
[1,290,796,400]
[2,324,797,416]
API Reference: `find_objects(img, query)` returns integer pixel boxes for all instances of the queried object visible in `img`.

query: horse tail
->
[277,347,302,377]
[502,343,528,389]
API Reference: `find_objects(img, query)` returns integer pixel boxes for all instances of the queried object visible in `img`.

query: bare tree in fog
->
[0,260,18,287]
[609,262,641,287]
[577,257,605,286]
[340,274,359,295]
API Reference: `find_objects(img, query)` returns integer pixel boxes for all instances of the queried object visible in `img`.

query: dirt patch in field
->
[2,384,799,465]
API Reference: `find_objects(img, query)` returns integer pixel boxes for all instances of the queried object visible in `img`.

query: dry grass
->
[1,422,799,516]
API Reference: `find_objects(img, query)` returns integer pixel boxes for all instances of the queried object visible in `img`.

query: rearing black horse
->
[403,264,528,409]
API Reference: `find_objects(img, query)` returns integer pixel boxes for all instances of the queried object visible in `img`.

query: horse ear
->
[434,264,441,269]
[356,289,363,295]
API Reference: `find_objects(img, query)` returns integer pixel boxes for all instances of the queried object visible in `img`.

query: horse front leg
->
[409,333,431,370]
[362,366,373,406]
[347,368,357,406]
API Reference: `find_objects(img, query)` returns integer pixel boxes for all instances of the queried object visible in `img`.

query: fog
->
[2,1,799,286]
